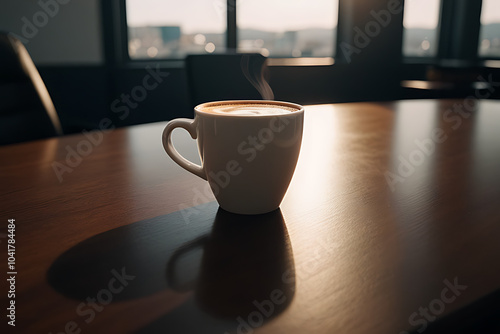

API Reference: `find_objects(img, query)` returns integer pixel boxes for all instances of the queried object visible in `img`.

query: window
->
[237,0,337,57]
[402,0,441,57]
[122,0,495,64]
[126,0,225,59]
[479,0,500,58]
[125,0,338,60]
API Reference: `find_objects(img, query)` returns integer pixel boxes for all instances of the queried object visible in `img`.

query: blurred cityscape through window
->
[127,0,499,61]
[402,0,440,57]
[126,0,225,59]
[479,0,500,58]
[126,0,337,60]
[237,0,337,58]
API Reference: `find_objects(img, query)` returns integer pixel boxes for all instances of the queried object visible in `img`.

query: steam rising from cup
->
[241,55,274,100]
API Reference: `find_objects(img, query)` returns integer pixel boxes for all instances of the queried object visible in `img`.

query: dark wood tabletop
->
[1,99,500,334]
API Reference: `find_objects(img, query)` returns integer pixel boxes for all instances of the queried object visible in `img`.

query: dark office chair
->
[0,32,63,146]
[185,53,273,107]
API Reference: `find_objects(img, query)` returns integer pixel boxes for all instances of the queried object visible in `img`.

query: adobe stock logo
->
[400,277,467,334]
[226,289,287,334]
[48,267,135,334]
[51,64,169,183]
[177,116,291,225]
[213,0,238,20]
[384,74,500,192]
[10,0,71,44]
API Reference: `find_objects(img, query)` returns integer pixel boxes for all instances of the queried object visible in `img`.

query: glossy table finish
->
[1,99,500,334]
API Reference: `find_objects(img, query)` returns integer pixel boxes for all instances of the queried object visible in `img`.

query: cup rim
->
[194,100,304,117]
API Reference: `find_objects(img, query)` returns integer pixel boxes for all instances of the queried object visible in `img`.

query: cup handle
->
[162,118,206,180]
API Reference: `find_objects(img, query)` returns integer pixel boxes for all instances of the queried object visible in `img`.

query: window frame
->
[104,0,499,69]
[404,0,500,65]
[103,0,339,67]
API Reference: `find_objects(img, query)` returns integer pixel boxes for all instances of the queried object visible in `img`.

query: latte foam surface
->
[200,103,298,116]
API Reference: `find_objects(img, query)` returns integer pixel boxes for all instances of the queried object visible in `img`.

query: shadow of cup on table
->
[135,207,296,333]
[167,208,296,320]
[47,201,295,333]
[46,202,220,302]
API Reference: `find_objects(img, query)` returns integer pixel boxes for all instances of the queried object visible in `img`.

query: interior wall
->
[0,0,109,131]
[0,0,103,65]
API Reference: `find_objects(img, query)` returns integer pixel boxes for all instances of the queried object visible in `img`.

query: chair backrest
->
[0,32,62,146]
[185,53,272,107]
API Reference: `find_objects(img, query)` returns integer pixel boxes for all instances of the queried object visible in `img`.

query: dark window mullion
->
[437,0,454,60]
[102,0,129,65]
[454,0,482,62]
[226,0,237,50]
[335,0,349,61]
[438,0,482,62]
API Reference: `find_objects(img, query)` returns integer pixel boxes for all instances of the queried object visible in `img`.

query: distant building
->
[274,31,297,56]
[158,26,181,45]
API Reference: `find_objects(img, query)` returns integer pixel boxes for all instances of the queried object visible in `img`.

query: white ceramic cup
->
[162,100,304,214]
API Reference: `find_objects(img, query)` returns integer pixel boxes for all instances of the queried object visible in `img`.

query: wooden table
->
[1,99,500,334]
